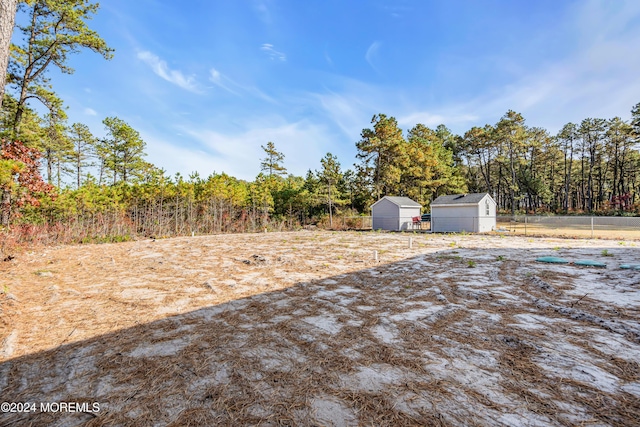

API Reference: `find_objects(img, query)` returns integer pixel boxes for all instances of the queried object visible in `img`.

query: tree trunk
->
[510,147,517,216]
[1,187,10,226]
[0,0,18,106]
[328,183,332,228]
[76,154,81,189]
[46,148,53,184]
[98,158,104,185]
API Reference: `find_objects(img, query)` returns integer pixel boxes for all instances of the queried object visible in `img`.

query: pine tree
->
[317,152,343,228]
[356,114,407,200]
[98,117,147,185]
[632,102,640,143]
[495,111,527,215]
[260,141,287,178]
[68,122,96,188]
[8,0,113,133]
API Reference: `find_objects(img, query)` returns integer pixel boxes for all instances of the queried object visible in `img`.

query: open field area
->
[1,231,640,426]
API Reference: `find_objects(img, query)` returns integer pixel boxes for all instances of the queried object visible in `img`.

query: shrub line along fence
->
[2,213,638,258]
[339,216,373,230]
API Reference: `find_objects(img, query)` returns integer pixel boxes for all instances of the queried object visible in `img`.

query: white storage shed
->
[371,196,422,231]
[431,193,496,233]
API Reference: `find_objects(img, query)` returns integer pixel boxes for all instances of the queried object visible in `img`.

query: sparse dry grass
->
[1,230,639,426]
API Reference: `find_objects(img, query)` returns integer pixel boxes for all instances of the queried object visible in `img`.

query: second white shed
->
[371,196,422,231]
[431,193,496,233]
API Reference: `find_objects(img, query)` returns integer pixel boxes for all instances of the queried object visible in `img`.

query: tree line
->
[1,1,639,249]
[460,110,640,214]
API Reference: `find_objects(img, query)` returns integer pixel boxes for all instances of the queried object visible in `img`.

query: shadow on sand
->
[1,244,639,426]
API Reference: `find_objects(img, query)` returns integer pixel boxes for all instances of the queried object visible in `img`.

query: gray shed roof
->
[372,196,421,208]
[431,193,491,205]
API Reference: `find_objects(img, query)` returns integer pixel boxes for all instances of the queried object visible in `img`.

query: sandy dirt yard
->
[1,230,639,426]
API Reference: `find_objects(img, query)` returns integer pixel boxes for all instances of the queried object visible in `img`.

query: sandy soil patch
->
[1,231,639,426]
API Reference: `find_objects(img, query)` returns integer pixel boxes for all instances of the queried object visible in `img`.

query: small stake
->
[374,250,378,262]
[409,237,413,249]
[570,293,590,308]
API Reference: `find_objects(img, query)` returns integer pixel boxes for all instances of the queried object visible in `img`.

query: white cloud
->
[340,0,640,135]
[128,0,640,181]
[378,2,413,19]
[397,112,479,128]
[137,50,199,93]
[315,89,479,139]
[83,107,97,116]
[245,86,278,104]
[312,75,479,138]
[575,0,640,44]
[315,90,372,138]
[208,67,277,103]
[209,68,240,95]
[260,43,286,61]
[451,2,640,133]
[324,50,333,66]
[365,41,381,72]
[182,118,336,180]
[253,0,272,25]
[143,134,223,180]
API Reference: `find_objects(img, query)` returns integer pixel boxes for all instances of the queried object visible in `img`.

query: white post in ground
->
[591,216,594,239]
[524,215,527,235]
[409,237,413,249]
[374,250,378,262]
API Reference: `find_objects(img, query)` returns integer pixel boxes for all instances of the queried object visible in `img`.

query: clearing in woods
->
[1,230,639,426]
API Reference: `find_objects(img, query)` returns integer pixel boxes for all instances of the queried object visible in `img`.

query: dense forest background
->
[1,1,639,248]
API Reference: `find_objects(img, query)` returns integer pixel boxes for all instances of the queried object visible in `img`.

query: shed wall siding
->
[477,217,495,232]
[431,205,477,232]
[477,196,497,232]
[372,199,400,230]
[398,206,421,231]
[430,194,497,233]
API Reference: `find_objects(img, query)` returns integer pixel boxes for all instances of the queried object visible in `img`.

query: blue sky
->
[25,0,640,181]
